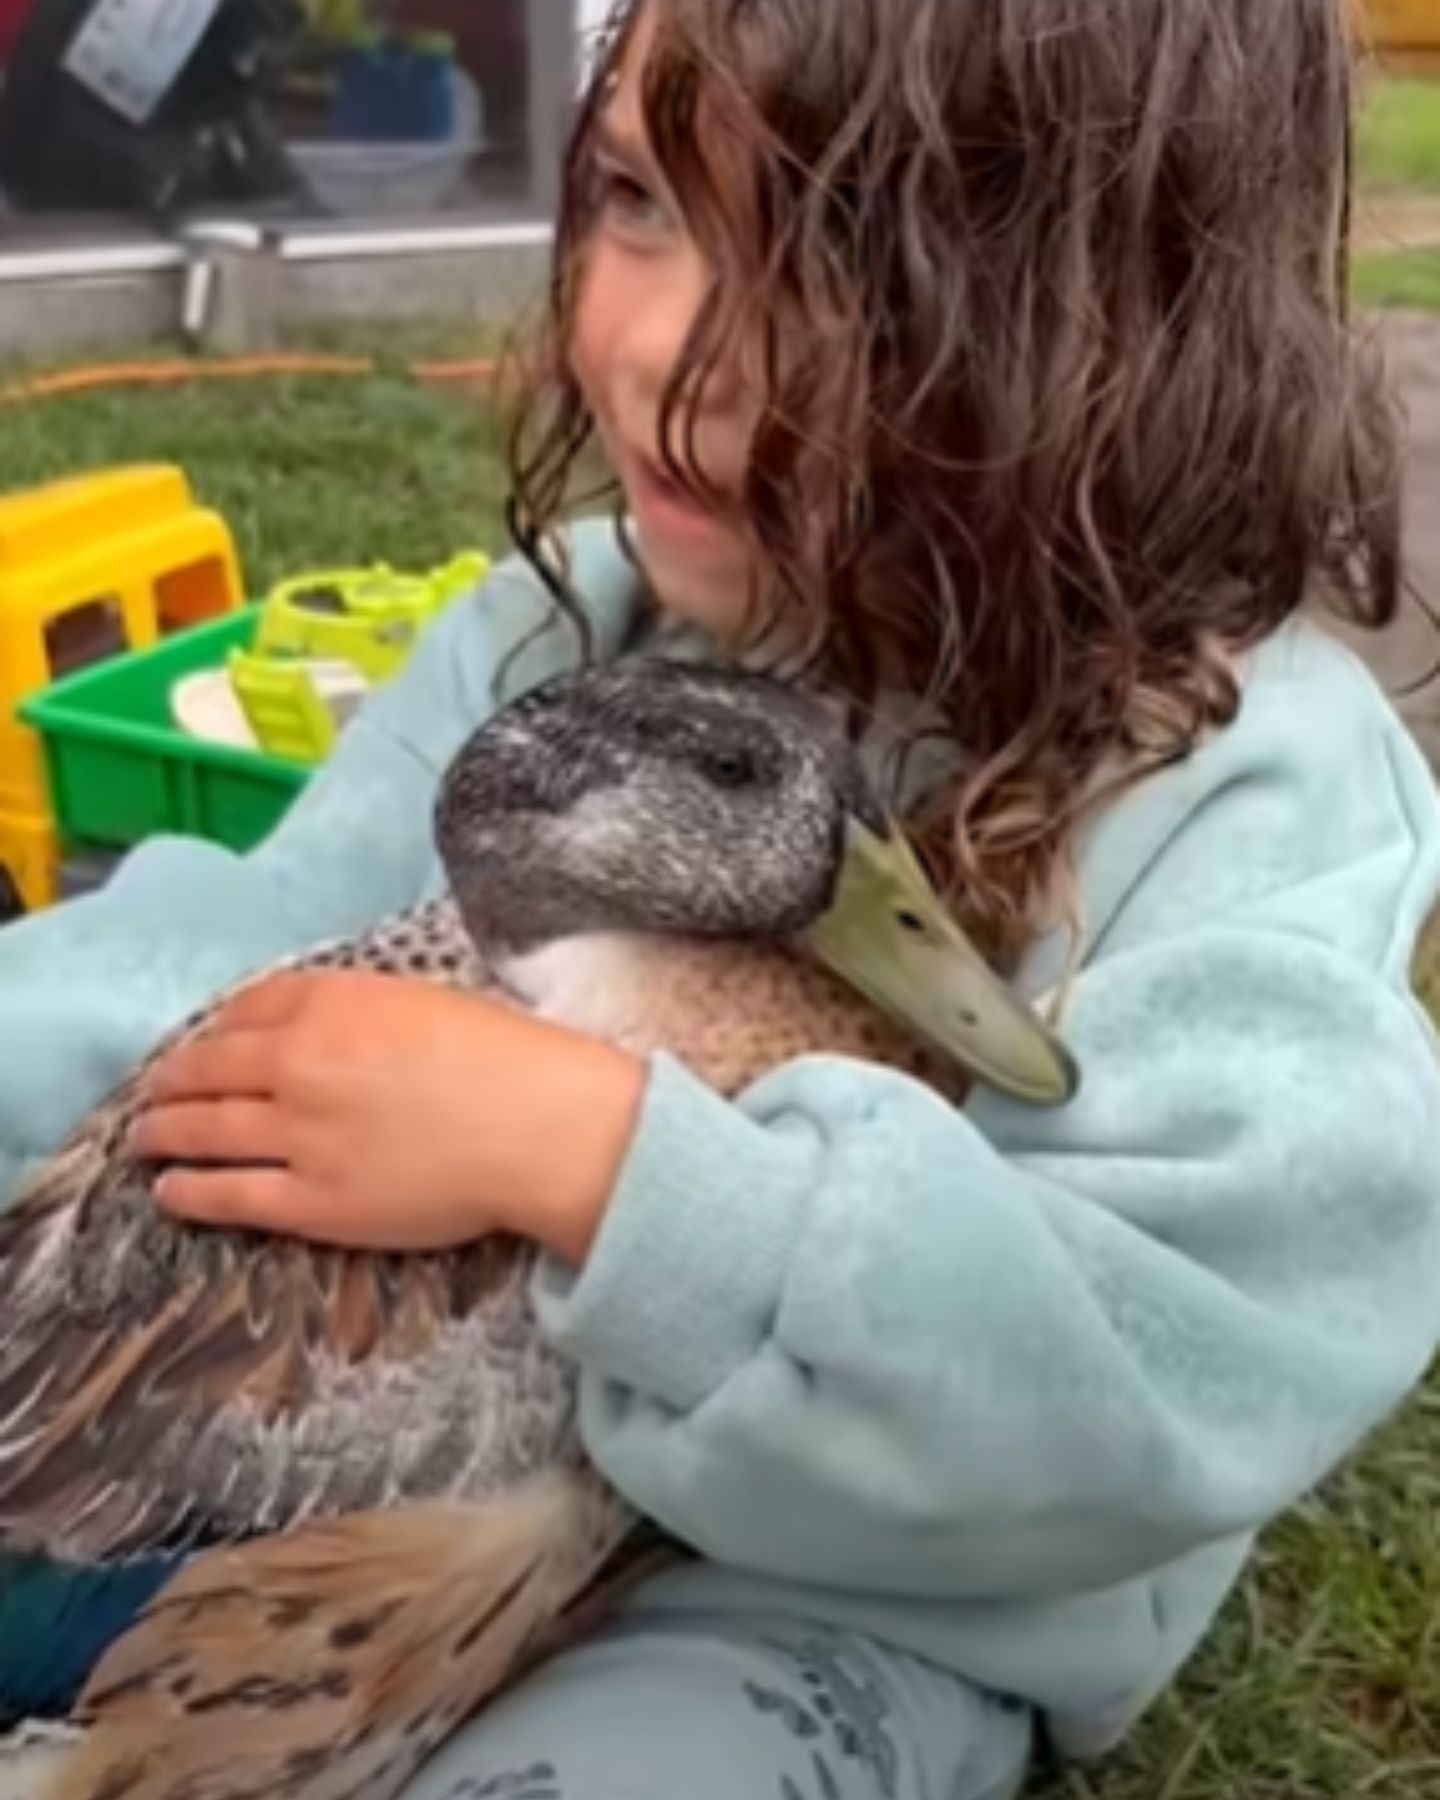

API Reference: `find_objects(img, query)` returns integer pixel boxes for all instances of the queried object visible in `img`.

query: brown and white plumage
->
[0,659,1074,1800]
[0,902,561,1568]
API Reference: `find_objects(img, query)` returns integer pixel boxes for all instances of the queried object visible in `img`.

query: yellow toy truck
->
[4,476,489,926]
[0,465,242,920]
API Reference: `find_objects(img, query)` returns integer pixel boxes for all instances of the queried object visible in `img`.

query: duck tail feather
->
[49,1470,638,1800]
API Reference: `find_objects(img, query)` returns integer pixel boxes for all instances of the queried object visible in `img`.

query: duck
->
[0,657,1077,1800]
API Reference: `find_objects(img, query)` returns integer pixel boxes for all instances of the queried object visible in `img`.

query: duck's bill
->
[802,820,1080,1107]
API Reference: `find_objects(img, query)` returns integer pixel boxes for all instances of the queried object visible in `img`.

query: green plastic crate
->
[18,609,312,855]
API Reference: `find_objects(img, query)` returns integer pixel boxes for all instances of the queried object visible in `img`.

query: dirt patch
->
[1354,194,1440,255]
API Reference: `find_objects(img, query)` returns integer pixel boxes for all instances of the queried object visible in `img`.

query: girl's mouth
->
[628,454,735,545]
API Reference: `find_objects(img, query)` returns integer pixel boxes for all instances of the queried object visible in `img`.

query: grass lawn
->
[1358,77,1440,194]
[1354,244,1440,313]
[0,361,511,593]
[0,359,1434,1798]
[1353,75,1440,312]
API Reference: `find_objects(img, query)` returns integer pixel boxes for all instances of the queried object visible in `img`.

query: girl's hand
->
[133,970,645,1263]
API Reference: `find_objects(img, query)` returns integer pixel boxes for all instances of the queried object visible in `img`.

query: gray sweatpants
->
[402,1615,1034,1800]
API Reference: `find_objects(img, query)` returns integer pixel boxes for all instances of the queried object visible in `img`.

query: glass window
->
[0,0,577,232]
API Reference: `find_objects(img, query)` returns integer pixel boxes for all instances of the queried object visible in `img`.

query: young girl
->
[4,2,1439,1796]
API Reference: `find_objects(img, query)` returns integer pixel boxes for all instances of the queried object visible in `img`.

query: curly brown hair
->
[508,0,1401,953]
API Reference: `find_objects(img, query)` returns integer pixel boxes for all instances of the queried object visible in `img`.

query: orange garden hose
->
[0,352,500,408]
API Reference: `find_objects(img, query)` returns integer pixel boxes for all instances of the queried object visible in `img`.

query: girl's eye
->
[595,164,670,236]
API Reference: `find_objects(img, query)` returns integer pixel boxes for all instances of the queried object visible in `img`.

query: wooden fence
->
[1367,1,1440,54]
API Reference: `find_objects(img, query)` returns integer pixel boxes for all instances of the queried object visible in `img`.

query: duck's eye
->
[895,910,928,935]
[702,749,759,789]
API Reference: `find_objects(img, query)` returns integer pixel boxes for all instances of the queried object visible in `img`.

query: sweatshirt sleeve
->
[534,644,1440,1599]
[0,524,640,1201]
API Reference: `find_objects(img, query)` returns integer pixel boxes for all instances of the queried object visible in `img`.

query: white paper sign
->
[62,0,225,125]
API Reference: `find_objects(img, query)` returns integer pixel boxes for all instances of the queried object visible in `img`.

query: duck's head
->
[435,661,1077,1106]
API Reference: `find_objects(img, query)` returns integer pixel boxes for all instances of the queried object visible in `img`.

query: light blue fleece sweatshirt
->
[2,520,1439,1756]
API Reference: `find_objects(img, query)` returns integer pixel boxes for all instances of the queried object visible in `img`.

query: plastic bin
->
[17,609,310,856]
[288,62,484,215]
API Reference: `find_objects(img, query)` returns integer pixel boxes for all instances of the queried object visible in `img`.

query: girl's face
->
[569,10,758,639]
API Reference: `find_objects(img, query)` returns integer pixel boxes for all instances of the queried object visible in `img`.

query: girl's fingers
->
[213,974,314,1029]
[144,1029,281,1103]
[153,1164,329,1237]
[130,1098,288,1169]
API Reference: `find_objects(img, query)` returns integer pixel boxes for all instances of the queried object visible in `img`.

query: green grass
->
[1354,245,1440,313]
[1028,1402,1440,1800]
[1358,77,1440,196]
[2,336,1439,1798]
[0,359,510,593]
[1351,74,1440,310]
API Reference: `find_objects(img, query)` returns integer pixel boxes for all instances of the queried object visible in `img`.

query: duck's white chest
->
[495,932,947,1098]
[497,934,669,1047]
